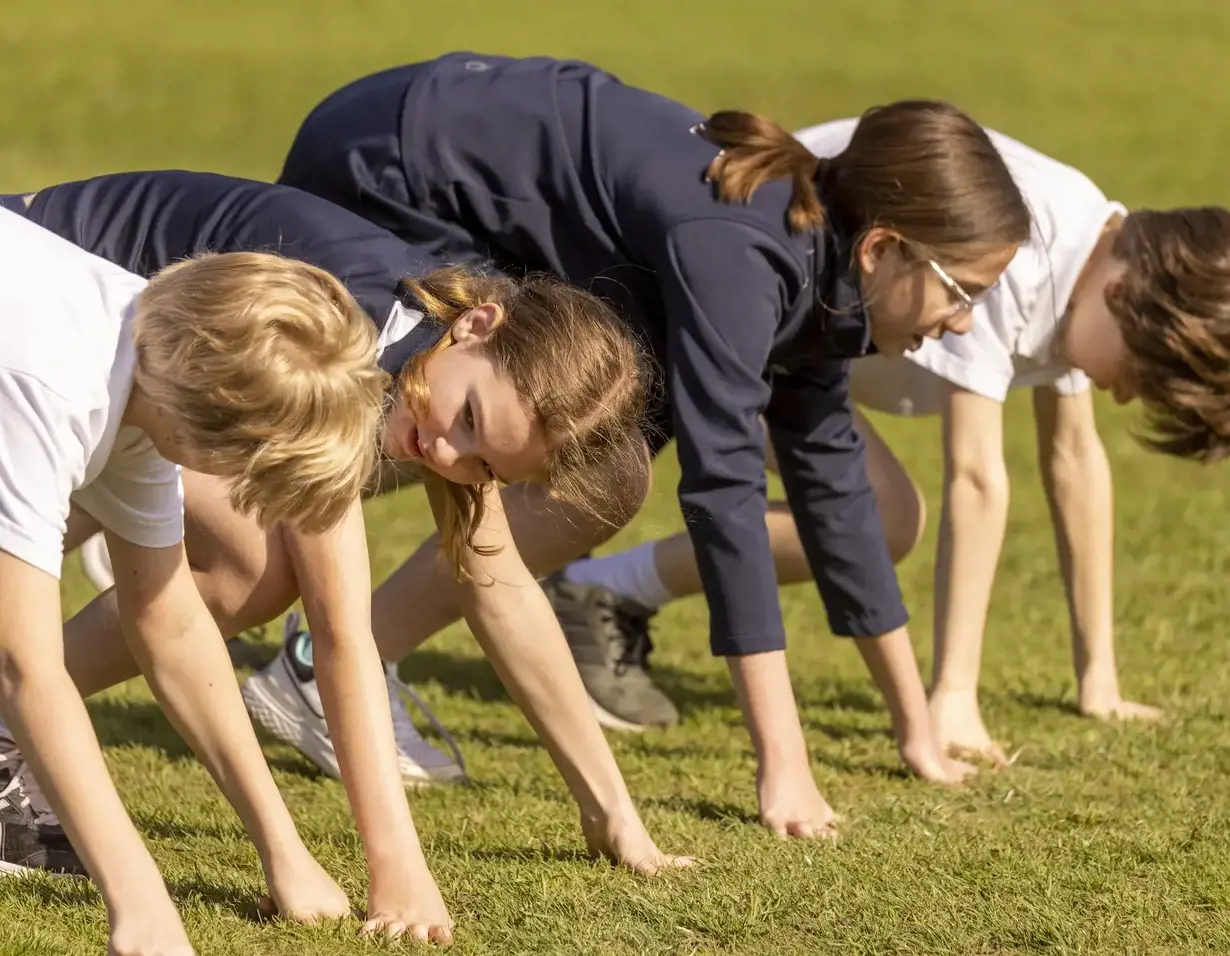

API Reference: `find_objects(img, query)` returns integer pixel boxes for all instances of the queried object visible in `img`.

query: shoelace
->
[0,737,58,826]
[595,595,656,676]
[385,669,467,777]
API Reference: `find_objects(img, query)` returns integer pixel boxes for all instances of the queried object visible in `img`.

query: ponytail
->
[702,111,827,234]
[700,101,1031,262]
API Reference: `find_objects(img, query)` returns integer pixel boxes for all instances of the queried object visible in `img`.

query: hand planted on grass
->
[262,851,352,925]
[929,689,1010,765]
[362,860,454,946]
[581,810,696,875]
[756,766,842,841]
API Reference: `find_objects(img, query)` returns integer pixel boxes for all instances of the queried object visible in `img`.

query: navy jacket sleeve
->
[764,362,909,638]
[657,220,789,657]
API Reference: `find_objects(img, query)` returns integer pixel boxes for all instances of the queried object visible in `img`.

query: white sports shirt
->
[796,120,1125,412]
[0,208,183,578]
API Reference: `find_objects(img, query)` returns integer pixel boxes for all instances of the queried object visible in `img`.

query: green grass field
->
[3,2,1230,953]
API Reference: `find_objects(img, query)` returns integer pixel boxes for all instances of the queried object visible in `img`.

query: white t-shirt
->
[0,208,184,579]
[796,120,1126,408]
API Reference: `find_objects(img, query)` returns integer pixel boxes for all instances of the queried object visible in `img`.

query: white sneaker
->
[80,533,114,591]
[242,613,466,787]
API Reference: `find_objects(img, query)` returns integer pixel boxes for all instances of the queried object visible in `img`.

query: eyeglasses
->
[929,259,979,317]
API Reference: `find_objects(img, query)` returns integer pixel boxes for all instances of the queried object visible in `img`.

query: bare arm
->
[0,548,187,947]
[435,480,689,873]
[930,385,1011,698]
[1033,388,1154,718]
[106,532,349,923]
[285,500,451,939]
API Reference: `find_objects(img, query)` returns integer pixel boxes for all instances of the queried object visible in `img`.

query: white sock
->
[563,541,674,610]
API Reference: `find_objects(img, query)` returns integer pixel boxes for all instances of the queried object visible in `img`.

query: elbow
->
[947,461,1010,513]
[0,646,57,702]
[1044,429,1109,486]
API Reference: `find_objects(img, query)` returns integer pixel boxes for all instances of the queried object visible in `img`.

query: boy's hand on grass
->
[108,901,195,956]
[581,809,696,875]
[262,852,352,925]
[362,860,454,946]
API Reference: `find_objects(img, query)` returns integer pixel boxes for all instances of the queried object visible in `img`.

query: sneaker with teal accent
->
[241,613,466,787]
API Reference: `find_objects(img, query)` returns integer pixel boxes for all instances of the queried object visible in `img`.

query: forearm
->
[0,659,163,903]
[931,470,1010,693]
[726,651,810,773]
[1041,439,1115,677]
[131,612,303,864]
[853,626,933,746]
[310,621,427,869]
[463,579,636,822]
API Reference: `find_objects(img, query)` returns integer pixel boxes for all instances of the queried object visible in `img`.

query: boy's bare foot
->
[929,690,1009,765]
[581,811,696,874]
[362,862,454,946]
[756,768,841,841]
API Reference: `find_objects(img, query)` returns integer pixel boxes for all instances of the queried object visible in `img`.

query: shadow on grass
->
[465,845,593,866]
[168,877,267,922]
[642,795,759,826]
[87,699,323,780]
[1012,691,1081,716]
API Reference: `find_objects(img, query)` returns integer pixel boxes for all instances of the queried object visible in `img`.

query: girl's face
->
[857,229,1020,356]
[1061,256,1137,404]
[382,305,548,485]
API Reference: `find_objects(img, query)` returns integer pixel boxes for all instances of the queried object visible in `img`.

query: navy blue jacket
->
[22,171,448,376]
[284,53,909,656]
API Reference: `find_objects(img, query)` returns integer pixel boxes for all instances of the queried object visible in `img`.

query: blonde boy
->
[0,208,384,954]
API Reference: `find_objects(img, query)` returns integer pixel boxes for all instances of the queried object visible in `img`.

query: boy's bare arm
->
[105,532,350,923]
[284,498,452,943]
[0,548,188,949]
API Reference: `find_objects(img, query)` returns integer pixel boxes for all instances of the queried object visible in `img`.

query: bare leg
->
[61,471,299,699]
[654,409,926,597]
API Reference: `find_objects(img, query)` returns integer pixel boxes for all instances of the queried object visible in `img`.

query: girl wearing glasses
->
[274,52,1031,840]
[797,119,1166,760]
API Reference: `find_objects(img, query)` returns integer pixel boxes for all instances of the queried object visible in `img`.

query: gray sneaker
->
[542,572,679,731]
[0,731,87,877]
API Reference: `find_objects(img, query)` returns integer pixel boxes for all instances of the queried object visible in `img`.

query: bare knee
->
[881,475,927,564]
[189,525,299,637]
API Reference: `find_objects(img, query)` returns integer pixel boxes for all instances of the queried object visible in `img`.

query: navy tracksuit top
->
[21,170,449,377]
[279,52,910,656]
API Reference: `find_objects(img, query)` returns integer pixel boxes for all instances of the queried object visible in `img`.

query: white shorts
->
[850,355,948,418]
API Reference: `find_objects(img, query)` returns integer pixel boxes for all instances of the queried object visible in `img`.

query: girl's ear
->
[856,226,904,277]
[451,303,506,343]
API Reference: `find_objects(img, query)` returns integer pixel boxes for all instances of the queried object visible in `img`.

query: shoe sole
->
[0,859,70,879]
[242,671,342,779]
[589,697,660,733]
[244,670,467,788]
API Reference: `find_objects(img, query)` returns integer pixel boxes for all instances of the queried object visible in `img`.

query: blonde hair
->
[399,267,649,576]
[133,251,388,532]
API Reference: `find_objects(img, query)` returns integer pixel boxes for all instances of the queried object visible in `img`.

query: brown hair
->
[135,252,387,532]
[701,101,1031,262]
[1107,207,1230,461]
[398,267,649,576]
